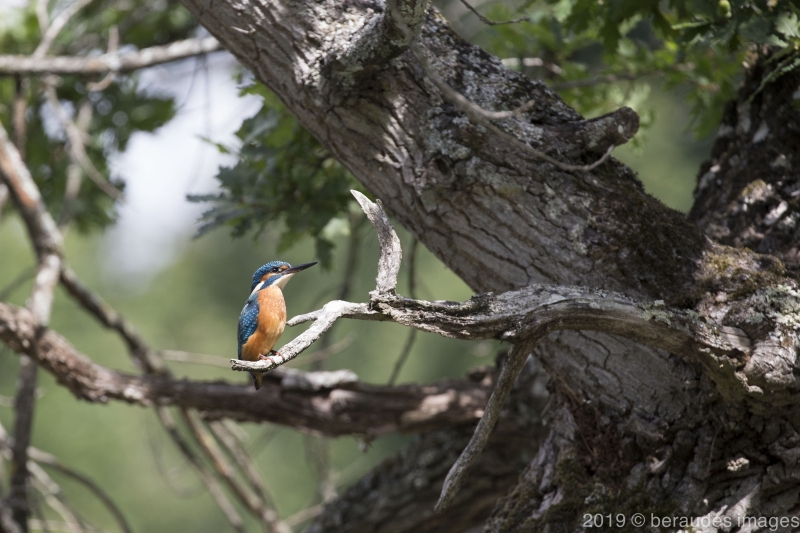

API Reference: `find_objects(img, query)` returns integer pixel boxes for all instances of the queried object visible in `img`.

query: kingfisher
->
[238,260,317,390]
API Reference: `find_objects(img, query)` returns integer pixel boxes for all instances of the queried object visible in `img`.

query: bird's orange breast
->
[240,287,287,362]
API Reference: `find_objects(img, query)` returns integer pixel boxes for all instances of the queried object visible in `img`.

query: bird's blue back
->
[237,291,260,359]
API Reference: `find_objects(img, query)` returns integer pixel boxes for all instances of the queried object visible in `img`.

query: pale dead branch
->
[0,38,222,76]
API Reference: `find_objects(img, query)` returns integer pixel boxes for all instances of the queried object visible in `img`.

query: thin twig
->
[59,266,167,375]
[0,265,37,301]
[35,0,50,34]
[0,117,62,533]
[388,237,419,385]
[414,46,535,121]
[209,421,292,533]
[155,408,245,533]
[182,410,276,532]
[388,329,418,385]
[33,0,99,58]
[434,341,535,512]
[162,340,353,369]
[303,435,337,504]
[9,358,39,532]
[161,350,230,368]
[249,426,282,457]
[284,504,324,528]
[86,26,118,92]
[12,76,28,160]
[57,100,92,228]
[28,463,84,533]
[145,418,204,498]
[287,333,355,367]
[28,448,132,533]
[44,85,122,200]
[457,0,530,26]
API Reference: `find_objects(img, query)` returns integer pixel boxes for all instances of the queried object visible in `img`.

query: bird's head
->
[250,260,317,293]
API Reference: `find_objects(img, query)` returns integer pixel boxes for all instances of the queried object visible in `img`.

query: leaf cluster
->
[195,0,799,262]
[188,86,360,269]
[475,0,800,138]
[0,0,193,230]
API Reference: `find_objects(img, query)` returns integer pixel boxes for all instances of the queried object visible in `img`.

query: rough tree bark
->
[56,0,800,530]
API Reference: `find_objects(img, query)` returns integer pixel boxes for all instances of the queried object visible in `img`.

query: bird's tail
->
[250,371,263,390]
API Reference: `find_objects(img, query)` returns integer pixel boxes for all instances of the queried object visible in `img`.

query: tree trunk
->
[177,1,800,530]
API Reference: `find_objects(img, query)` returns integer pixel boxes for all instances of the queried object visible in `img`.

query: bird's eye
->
[272,267,279,273]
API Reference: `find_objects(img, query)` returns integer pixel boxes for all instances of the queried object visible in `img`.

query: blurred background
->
[0,0,721,530]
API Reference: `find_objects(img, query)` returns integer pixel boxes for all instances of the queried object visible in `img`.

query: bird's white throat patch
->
[250,281,265,296]
[273,273,295,289]
[250,273,296,296]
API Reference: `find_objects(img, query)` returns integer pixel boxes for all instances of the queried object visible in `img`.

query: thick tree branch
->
[327,0,430,88]
[0,301,493,436]
[0,38,222,76]
[410,40,629,171]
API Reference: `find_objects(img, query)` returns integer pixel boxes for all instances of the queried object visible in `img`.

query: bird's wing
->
[237,296,260,359]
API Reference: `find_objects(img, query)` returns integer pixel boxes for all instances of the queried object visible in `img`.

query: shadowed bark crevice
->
[691,49,800,274]
[309,359,548,533]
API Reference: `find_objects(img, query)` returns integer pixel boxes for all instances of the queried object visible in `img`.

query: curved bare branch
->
[0,301,493,436]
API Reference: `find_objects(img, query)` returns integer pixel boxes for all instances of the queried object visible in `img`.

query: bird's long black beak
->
[285,262,317,274]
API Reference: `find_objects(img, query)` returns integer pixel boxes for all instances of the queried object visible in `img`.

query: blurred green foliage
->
[472,0,800,137]
[188,86,360,269]
[0,0,190,230]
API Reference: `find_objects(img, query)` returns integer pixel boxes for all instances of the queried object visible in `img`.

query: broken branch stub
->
[350,190,402,295]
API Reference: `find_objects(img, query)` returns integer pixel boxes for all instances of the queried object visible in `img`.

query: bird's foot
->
[258,351,282,366]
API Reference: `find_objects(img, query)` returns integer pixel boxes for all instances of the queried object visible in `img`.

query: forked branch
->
[231,190,757,510]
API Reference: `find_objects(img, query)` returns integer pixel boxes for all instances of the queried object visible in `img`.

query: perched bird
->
[238,260,317,390]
